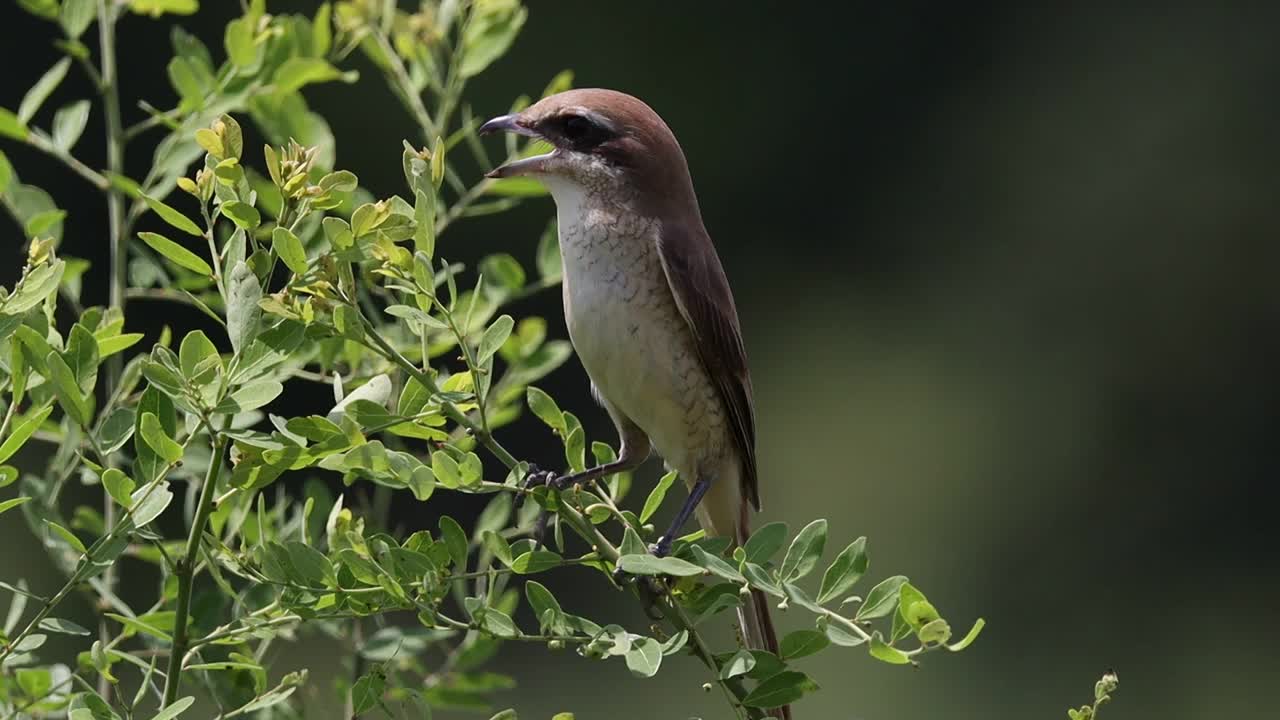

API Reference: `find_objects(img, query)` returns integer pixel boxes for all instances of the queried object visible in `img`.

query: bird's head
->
[479,89,697,209]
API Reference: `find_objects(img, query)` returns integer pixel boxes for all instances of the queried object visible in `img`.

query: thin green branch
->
[97,2,128,699]
[161,432,228,708]
[23,132,110,190]
[355,308,519,469]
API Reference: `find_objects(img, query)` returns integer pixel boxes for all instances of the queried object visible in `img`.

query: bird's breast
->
[553,195,730,477]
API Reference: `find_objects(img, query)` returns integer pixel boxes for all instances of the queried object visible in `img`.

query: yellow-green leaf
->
[0,405,52,464]
[143,195,203,236]
[139,412,183,464]
[137,232,212,276]
[271,226,307,274]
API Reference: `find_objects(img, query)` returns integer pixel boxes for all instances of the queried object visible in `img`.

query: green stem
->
[98,0,127,397]
[355,310,519,469]
[373,30,437,142]
[161,433,228,707]
[96,1,127,700]
[23,132,110,190]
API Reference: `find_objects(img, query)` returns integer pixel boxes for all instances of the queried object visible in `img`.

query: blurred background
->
[4,1,1280,718]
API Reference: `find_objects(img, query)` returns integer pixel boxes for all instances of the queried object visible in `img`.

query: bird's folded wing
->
[655,221,760,510]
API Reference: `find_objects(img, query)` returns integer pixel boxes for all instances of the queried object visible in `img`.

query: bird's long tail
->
[736,499,792,720]
[694,470,792,719]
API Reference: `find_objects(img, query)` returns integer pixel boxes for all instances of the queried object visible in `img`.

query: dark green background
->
[3,2,1278,718]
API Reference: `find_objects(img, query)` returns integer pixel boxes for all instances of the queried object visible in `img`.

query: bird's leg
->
[651,476,712,558]
[521,416,650,547]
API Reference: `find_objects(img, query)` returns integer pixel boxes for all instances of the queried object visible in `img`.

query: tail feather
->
[736,494,792,720]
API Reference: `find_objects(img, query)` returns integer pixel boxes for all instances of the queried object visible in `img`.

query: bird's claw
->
[514,464,560,511]
[649,535,674,559]
[518,464,568,549]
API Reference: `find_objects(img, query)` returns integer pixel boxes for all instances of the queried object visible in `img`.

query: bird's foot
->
[649,535,674,559]
[518,464,571,549]
[514,463,561,511]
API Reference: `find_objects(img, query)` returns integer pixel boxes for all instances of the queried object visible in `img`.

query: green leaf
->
[46,350,91,426]
[488,710,518,720]
[25,209,66,237]
[525,580,562,622]
[476,314,514,363]
[272,57,351,94]
[481,608,517,638]
[58,0,95,38]
[744,521,788,565]
[285,541,333,586]
[130,0,198,17]
[896,582,939,631]
[178,330,218,380]
[138,232,212,276]
[102,468,135,508]
[439,516,468,570]
[3,259,64,313]
[45,519,86,553]
[0,405,52,463]
[271,226,307,274]
[226,261,261,355]
[97,407,136,454]
[0,108,28,141]
[143,195,203,236]
[947,617,985,652]
[823,618,867,647]
[617,554,703,577]
[0,466,17,488]
[65,324,99,391]
[39,616,90,636]
[98,332,144,358]
[18,58,71,124]
[224,16,258,68]
[430,450,461,488]
[779,519,826,582]
[147,696,195,720]
[510,550,561,574]
[817,536,868,604]
[459,3,527,78]
[639,470,677,524]
[690,545,746,584]
[479,253,526,292]
[215,380,282,413]
[525,386,564,433]
[719,649,755,679]
[620,527,647,556]
[742,670,818,709]
[51,100,90,151]
[855,575,908,621]
[0,149,12,194]
[780,629,830,660]
[535,219,561,281]
[625,637,663,677]
[0,497,32,516]
[868,633,911,665]
[139,412,183,464]
[220,200,260,229]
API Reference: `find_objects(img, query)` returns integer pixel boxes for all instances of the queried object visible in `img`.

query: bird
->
[480,89,787,719]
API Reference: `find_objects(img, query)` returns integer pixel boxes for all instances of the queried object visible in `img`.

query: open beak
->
[479,114,556,178]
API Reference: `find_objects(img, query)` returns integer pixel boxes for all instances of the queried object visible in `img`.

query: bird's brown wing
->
[655,221,760,510]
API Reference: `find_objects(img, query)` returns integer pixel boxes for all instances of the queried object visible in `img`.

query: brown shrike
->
[481,89,786,718]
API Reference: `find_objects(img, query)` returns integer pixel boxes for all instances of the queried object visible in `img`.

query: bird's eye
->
[562,115,593,141]
[553,113,614,151]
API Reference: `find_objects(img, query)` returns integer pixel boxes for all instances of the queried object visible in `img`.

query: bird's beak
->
[479,114,554,178]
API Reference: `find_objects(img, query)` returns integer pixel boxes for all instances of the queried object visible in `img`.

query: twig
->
[22,132,110,190]
[161,432,228,707]
[97,2,128,700]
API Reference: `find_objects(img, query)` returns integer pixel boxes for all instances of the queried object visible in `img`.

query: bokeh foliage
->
[1,2,986,718]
